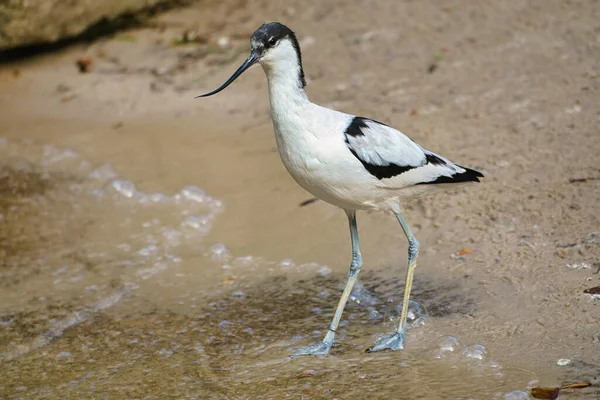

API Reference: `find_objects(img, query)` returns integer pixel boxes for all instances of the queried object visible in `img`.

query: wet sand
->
[1,0,599,398]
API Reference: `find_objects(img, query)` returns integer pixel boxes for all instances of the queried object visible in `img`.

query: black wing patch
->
[344,116,370,137]
[345,116,390,137]
[347,148,414,179]
[345,116,421,180]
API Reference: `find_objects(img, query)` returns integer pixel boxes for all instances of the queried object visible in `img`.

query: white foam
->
[0,138,223,359]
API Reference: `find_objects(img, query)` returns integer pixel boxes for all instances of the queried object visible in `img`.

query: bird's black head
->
[196,22,305,98]
[250,23,298,55]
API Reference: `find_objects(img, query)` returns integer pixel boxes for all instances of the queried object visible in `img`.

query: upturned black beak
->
[195,51,260,98]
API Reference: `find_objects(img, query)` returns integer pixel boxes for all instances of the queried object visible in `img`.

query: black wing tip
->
[454,165,485,181]
[472,168,485,179]
[421,166,484,185]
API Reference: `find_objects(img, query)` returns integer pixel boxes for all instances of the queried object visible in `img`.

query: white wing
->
[344,116,483,186]
[344,117,426,174]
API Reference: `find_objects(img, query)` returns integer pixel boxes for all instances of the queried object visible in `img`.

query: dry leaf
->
[76,56,93,73]
[457,248,472,256]
[531,381,591,399]
[530,387,559,399]
[560,381,591,389]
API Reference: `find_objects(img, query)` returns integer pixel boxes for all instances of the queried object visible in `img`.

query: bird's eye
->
[268,37,277,46]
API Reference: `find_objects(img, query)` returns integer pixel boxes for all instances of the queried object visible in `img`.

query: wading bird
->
[197,22,483,356]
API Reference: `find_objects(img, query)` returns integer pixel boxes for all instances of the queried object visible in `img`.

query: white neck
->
[264,64,308,106]
[259,41,309,116]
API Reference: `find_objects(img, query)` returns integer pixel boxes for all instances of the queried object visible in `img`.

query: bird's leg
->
[292,210,363,357]
[367,211,419,353]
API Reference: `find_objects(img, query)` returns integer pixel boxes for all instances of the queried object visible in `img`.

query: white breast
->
[270,104,388,210]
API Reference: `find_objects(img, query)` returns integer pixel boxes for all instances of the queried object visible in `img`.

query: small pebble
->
[557,358,571,366]
[76,56,93,73]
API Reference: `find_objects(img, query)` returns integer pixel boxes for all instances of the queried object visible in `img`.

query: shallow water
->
[1,138,594,399]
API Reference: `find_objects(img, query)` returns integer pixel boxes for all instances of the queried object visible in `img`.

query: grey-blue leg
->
[292,210,363,357]
[367,211,419,353]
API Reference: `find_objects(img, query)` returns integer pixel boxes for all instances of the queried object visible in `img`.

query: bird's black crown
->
[252,22,306,88]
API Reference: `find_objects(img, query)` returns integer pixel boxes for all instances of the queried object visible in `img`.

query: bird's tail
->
[420,165,484,185]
